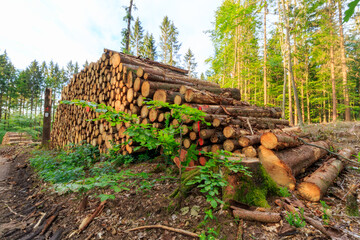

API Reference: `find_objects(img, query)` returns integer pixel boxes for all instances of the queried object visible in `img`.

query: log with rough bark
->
[185,88,246,106]
[238,134,261,147]
[297,147,354,201]
[189,104,281,118]
[180,86,241,101]
[232,207,281,223]
[260,132,302,150]
[258,141,329,190]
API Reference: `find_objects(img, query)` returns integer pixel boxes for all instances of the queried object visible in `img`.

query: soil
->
[0,122,359,240]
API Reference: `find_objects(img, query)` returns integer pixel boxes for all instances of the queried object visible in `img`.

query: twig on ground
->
[3,202,25,217]
[296,137,358,164]
[125,224,199,238]
[236,219,243,240]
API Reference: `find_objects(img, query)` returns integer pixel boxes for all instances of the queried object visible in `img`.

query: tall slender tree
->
[159,16,181,66]
[183,48,197,77]
[131,17,144,56]
[141,32,157,60]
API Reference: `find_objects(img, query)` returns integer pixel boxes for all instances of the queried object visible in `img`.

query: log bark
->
[297,147,354,201]
[185,88,246,106]
[238,135,261,147]
[232,208,281,223]
[258,141,329,190]
[190,104,281,118]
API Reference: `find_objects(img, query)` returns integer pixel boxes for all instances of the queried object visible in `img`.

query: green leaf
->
[344,0,360,22]
[98,194,115,202]
[210,199,218,208]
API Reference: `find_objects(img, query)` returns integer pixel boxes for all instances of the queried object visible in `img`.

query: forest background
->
[0,0,359,141]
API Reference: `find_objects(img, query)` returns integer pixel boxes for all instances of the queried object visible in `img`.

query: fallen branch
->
[231,206,281,223]
[125,224,199,238]
[279,201,336,239]
[296,137,358,165]
[236,219,243,240]
[78,200,106,233]
[3,202,25,217]
[303,216,334,239]
[40,213,58,235]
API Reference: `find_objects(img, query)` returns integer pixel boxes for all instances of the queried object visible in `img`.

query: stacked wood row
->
[2,132,32,145]
[51,48,287,159]
[50,49,345,203]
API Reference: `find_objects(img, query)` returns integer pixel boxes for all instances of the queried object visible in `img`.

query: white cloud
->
[0,0,219,74]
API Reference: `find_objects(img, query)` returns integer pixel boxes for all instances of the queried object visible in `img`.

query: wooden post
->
[42,88,52,148]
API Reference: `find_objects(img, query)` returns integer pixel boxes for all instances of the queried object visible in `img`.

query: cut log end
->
[153,89,167,103]
[258,146,296,190]
[260,132,278,149]
[297,182,321,202]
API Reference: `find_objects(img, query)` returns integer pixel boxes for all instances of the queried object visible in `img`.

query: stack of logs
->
[51,48,347,202]
[2,132,32,145]
[256,132,353,202]
[51,48,288,157]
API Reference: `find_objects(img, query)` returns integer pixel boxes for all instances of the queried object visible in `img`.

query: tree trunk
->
[263,1,268,106]
[338,0,351,121]
[126,0,134,53]
[329,0,337,122]
[282,0,303,126]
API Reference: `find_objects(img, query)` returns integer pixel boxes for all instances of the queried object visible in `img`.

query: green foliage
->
[188,150,251,209]
[30,144,101,183]
[320,200,330,225]
[159,16,181,66]
[344,0,360,22]
[285,208,306,228]
[278,187,292,197]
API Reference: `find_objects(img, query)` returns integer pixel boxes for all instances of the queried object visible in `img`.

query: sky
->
[0,0,221,75]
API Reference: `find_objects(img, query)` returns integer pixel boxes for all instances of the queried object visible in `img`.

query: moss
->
[224,165,283,208]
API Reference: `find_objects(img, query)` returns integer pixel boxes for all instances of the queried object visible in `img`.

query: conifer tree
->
[141,32,156,60]
[131,17,144,56]
[159,16,181,65]
[183,48,197,77]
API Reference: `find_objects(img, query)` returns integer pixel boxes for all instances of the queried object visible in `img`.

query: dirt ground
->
[0,122,359,240]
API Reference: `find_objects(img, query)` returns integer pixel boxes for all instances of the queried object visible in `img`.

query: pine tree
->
[159,16,181,65]
[141,32,156,60]
[183,48,197,77]
[131,17,144,56]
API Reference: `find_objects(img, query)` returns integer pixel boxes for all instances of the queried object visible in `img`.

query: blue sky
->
[0,0,221,75]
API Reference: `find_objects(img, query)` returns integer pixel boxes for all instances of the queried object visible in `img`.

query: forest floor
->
[0,122,359,240]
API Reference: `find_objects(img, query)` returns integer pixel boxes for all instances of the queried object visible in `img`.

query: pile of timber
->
[51,48,288,156]
[50,49,348,203]
[2,132,32,145]
[257,131,353,202]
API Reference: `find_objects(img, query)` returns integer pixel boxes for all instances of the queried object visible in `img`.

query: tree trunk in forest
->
[263,1,268,106]
[329,0,337,122]
[338,0,351,121]
[306,55,311,124]
[282,0,303,126]
[126,0,134,53]
[0,93,2,122]
[42,88,52,148]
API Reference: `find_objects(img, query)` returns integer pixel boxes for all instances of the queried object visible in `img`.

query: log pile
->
[50,49,347,203]
[2,132,32,145]
[51,49,287,157]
